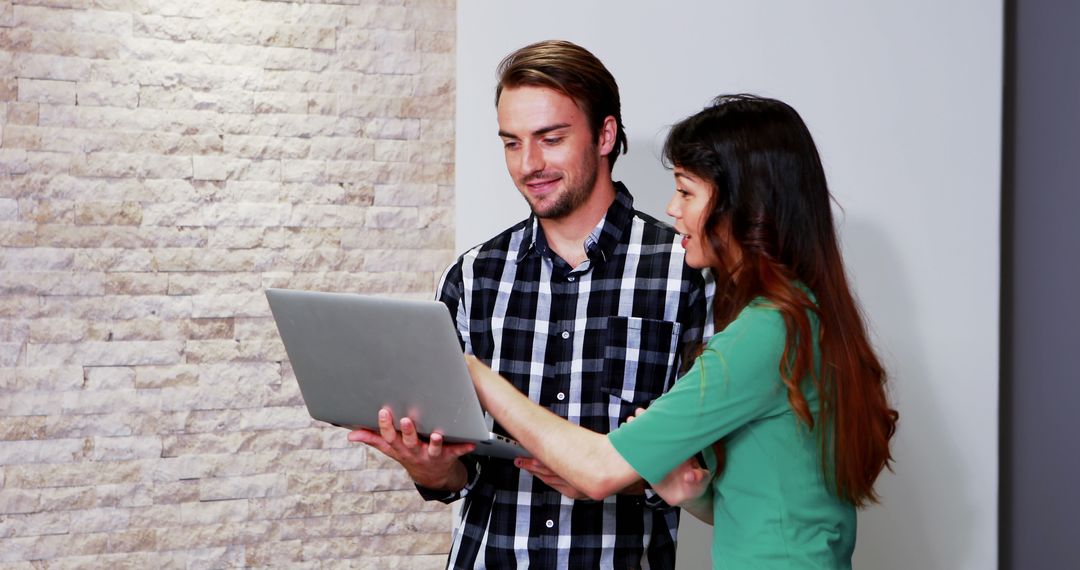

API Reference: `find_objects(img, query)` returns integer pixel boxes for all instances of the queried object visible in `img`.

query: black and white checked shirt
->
[420,183,709,569]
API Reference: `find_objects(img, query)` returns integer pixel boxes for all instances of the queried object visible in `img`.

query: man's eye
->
[543,137,563,145]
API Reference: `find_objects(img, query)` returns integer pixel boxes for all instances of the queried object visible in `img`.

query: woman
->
[467,94,899,568]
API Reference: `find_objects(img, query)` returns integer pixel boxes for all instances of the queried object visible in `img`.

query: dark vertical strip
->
[1003,0,1080,567]
[998,0,1016,567]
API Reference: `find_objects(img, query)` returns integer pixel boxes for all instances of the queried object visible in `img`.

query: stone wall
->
[0,0,456,567]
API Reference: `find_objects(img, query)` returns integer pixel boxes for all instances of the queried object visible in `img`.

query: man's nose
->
[521,143,544,174]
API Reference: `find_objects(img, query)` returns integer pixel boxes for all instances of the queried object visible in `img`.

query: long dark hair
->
[664,94,898,507]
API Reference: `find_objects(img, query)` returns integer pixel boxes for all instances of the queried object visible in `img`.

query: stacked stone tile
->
[0,0,457,567]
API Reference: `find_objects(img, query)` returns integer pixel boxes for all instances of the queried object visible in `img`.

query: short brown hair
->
[495,40,628,171]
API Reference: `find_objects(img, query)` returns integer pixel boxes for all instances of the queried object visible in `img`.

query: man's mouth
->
[524,175,561,194]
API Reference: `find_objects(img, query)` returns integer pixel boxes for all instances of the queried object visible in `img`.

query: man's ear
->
[598,116,618,157]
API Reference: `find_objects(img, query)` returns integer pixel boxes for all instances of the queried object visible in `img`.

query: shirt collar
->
[515,181,635,264]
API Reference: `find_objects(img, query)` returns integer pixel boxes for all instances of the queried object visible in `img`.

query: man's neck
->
[538,177,618,268]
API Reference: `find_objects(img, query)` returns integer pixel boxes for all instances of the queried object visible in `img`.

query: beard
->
[520,148,599,220]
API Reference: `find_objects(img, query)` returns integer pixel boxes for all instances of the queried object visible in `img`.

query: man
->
[349,40,709,568]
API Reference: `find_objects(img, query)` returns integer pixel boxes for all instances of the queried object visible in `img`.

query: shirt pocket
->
[598,316,682,431]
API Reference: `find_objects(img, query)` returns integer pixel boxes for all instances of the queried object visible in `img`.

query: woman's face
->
[666,167,723,270]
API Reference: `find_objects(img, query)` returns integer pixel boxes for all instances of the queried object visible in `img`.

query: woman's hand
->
[651,456,712,507]
[627,406,713,514]
[465,354,498,410]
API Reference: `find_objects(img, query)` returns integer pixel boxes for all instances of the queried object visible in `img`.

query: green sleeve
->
[608,303,791,484]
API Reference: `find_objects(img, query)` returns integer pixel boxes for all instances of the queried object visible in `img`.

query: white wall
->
[456,2,1002,568]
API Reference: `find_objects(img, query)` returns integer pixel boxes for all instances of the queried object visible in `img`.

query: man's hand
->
[347,407,475,491]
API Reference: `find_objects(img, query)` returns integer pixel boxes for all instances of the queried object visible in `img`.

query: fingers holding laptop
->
[347,407,475,491]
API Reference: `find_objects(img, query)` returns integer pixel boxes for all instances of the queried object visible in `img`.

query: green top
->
[608,300,855,569]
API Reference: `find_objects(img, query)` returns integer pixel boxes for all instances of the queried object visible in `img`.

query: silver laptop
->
[265,288,529,459]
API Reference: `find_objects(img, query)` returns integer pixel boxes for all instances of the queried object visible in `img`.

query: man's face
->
[497,86,602,220]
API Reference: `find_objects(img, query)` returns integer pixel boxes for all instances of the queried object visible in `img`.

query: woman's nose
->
[665,195,680,219]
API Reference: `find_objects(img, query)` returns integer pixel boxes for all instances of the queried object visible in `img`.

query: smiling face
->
[666,166,724,270]
[497,86,613,220]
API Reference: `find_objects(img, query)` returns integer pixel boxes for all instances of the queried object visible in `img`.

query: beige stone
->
[0,342,23,366]
[189,292,270,319]
[0,222,36,247]
[366,206,418,229]
[245,539,303,567]
[224,135,310,160]
[2,460,130,488]
[134,364,199,389]
[0,416,46,440]
[103,273,170,295]
[18,78,76,105]
[185,545,245,569]
[199,473,287,501]
[75,81,137,108]
[154,520,273,550]
[179,499,250,526]
[329,491,375,517]
[282,159,327,183]
[74,201,143,226]
[0,365,83,391]
[60,387,164,415]
[4,102,39,125]
[0,438,87,466]
[72,248,155,272]
[374,183,439,207]
[89,435,162,461]
[46,412,143,438]
[0,148,29,175]
[0,488,40,515]
[372,490,447,514]
[359,511,450,535]
[83,366,135,389]
[0,0,457,565]
[310,137,375,161]
[251,493,334,521]
[278,183,345,206]
[26,340,184,367]
[1,531,109,561]
[0,510,70,539]
[232,317,278,341]
[192,155,228,181]
[0,319,28,343]
[0,0,12,29]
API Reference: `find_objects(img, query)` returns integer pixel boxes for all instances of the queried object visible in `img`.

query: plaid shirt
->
[419,183,709,569]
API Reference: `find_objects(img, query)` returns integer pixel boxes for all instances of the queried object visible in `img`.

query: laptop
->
[265,288,529,459]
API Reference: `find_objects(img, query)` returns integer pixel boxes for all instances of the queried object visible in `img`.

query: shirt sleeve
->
[608,303,791,485]
[415,455,482,503]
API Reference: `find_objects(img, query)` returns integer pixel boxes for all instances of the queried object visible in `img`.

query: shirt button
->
[567,275,575,282]
[545,519,554,529]
[560,331,570,339]
[556,392,565,401]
